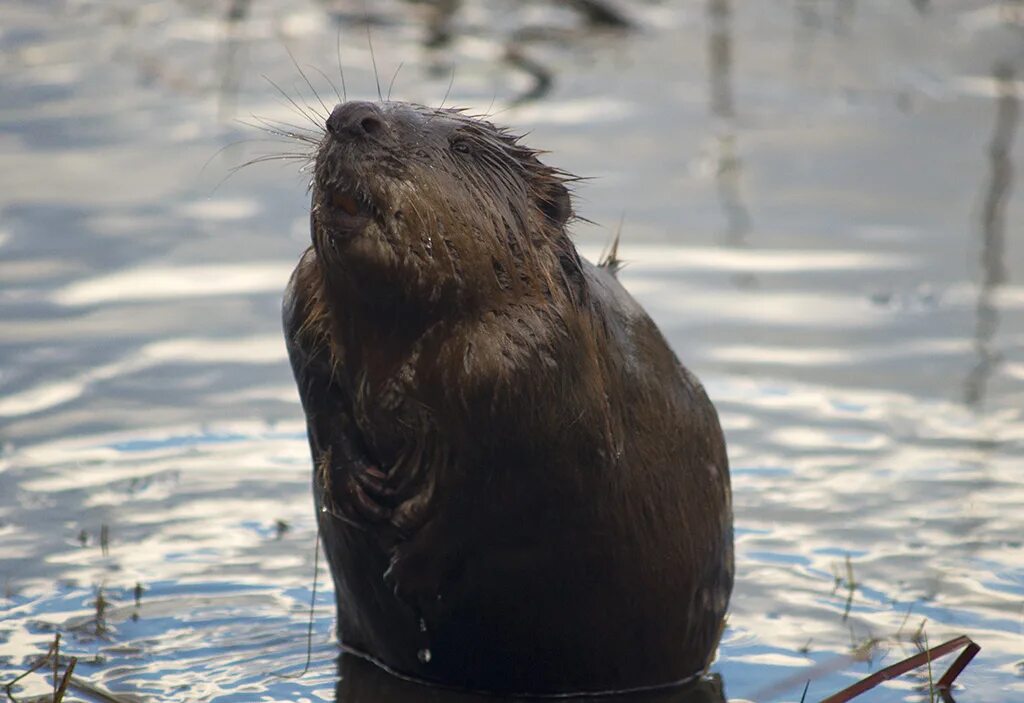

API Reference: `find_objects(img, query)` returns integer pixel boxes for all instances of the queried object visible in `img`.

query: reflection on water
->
[336,653,726,703]
[2,1,1024,702]
[965,62,1017,408]
[707,0,753,254]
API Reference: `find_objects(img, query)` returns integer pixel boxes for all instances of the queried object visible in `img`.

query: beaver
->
[283,99,733,695]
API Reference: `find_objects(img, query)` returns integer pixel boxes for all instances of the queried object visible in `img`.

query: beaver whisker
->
[204,143,313,196]
[304,63,344,106]
[231,153,314,169]
[243,117,322,146]
[386,61,404,102]
[290,84,330,127]
[219,154,314,195]
[436,67,457,113]
[203,136,310,170]
[247,113,322,136]
[284,45,332,121]
[334,27,348,103]
[261,74,327,133]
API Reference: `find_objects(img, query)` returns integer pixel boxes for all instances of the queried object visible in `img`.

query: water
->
[1,1,1023,701]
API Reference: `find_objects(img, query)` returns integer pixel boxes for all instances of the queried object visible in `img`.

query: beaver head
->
[310,101,580,318]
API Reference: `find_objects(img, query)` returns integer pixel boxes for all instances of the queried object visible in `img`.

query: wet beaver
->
[283,100,733,695]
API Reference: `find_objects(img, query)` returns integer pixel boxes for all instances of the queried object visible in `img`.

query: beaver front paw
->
[319,455,399,528]
[343,465,396,522]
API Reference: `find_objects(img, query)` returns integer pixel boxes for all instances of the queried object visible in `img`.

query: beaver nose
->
[326,101,385,139]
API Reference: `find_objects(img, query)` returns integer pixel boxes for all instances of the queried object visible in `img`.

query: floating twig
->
[54,656,77,702]
[3,632,136,702]
[821,635,980,703]
[3,635,58,699]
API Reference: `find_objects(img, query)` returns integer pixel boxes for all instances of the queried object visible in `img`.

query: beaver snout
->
[326,101,385,140]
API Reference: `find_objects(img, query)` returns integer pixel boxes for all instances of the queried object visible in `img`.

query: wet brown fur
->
[283,100,732,694]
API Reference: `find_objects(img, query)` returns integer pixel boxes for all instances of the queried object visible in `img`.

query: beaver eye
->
[451,139,471,155]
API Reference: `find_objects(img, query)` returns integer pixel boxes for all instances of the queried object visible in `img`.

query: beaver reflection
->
[335,653,727,703]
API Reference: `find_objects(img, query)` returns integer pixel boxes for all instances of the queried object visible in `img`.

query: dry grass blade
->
[54,656,77,703]
[820,635,981,703]
[3,632,139,703]
[67,674,141,703]
[267,527,322,680]
[3,636,57,699]
[53,632,60,699]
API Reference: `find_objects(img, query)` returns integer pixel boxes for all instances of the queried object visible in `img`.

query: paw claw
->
[363,465,387,480]
[345,475,392,522]
[353,467,396,500]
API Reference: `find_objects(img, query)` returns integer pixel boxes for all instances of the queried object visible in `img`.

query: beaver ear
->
[538,181,573,227]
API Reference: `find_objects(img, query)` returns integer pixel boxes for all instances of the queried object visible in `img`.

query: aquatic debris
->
[756,634,980,701]
[821,635,980,702]
[267,530,322,680]
[830,554,857,622]
[3,633,76,702]
[94,586,108,635]
[3,630,145,702]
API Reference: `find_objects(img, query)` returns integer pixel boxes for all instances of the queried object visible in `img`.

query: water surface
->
[2,1,1023,701]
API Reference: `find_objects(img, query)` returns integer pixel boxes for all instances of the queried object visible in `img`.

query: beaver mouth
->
[321,185,377,236]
